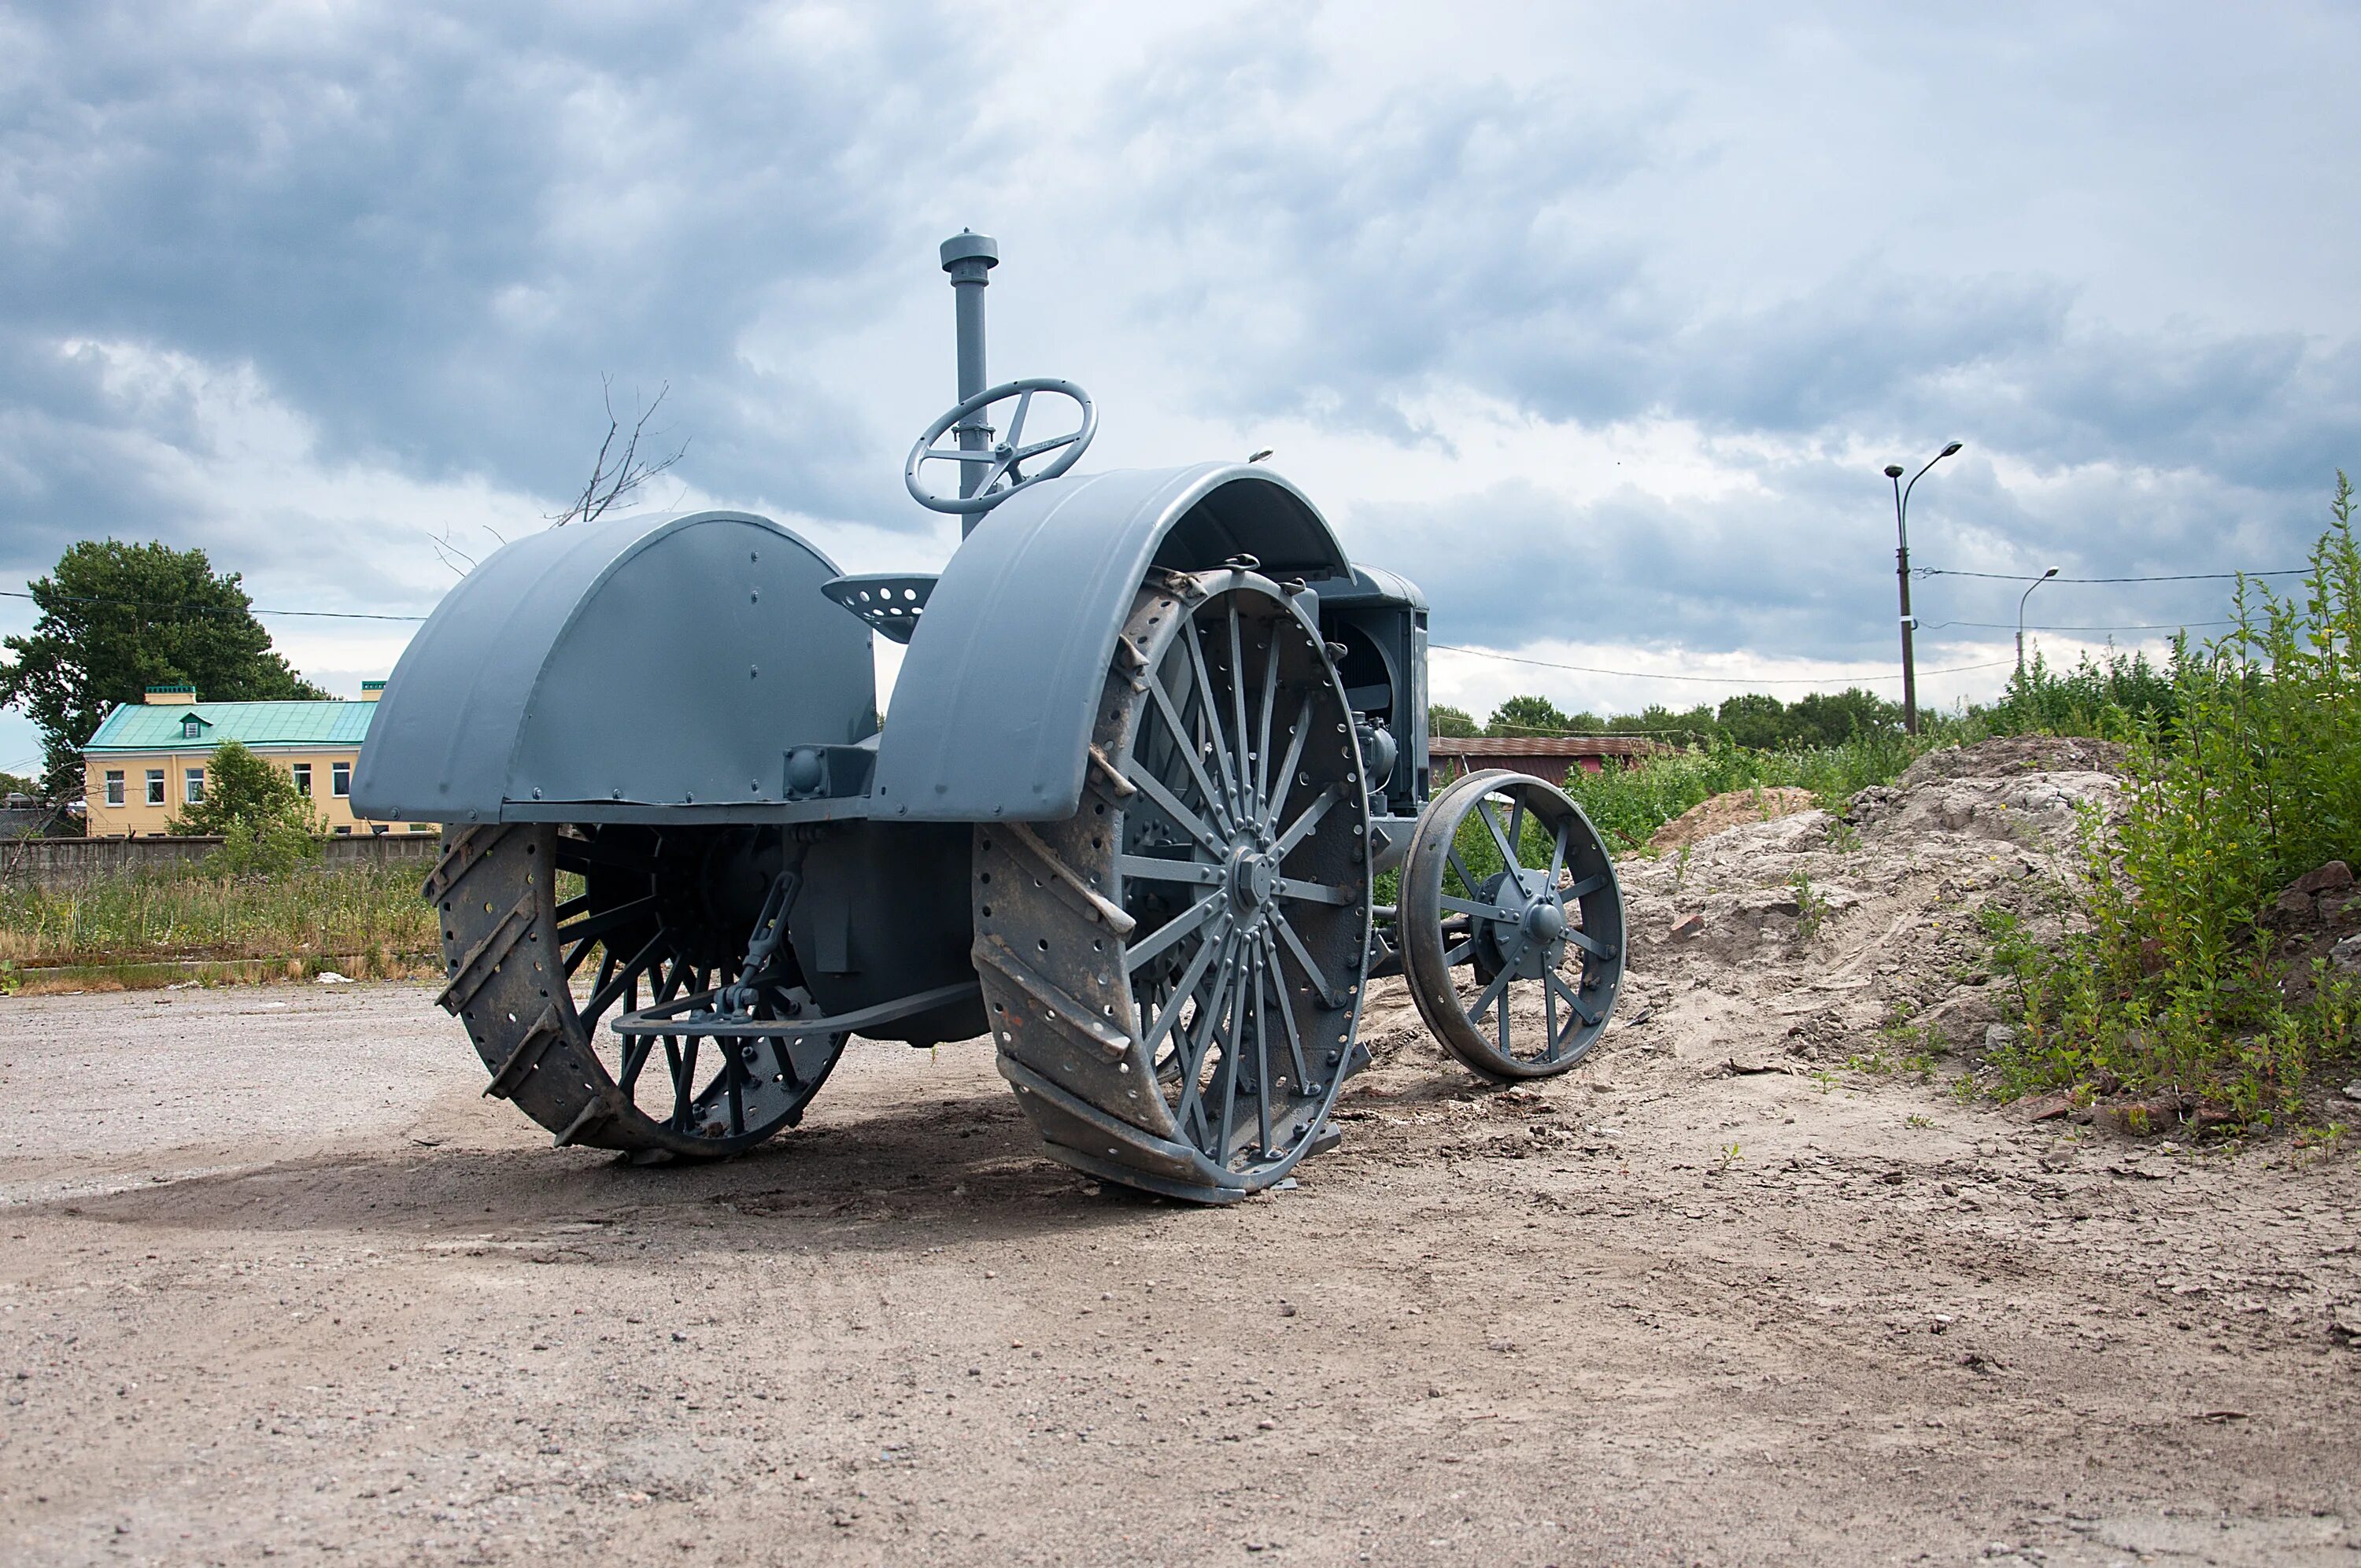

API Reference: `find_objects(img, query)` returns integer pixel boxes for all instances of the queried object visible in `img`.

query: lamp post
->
[1884,441,1964,736]
[2016,567,2059,681]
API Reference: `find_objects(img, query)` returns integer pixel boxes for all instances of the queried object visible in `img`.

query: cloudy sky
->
[6,0,2359,773]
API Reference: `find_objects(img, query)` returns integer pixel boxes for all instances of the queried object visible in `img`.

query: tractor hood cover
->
[353,509,874,824]
[872,463,1350,822]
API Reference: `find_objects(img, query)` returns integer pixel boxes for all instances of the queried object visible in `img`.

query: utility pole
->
[1885,441,1963,735]
[2016,567,2059,680]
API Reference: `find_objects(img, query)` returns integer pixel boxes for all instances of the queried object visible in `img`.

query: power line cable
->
[1432,642,2012,686]
[0,588,428,622]
[1922,618,2235,633]
[1917,566,2307,584]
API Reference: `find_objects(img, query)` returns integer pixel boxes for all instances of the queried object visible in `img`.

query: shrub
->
[1983,474,2361,1122]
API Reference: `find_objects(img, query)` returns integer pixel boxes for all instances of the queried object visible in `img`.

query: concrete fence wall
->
[0,832,442,891]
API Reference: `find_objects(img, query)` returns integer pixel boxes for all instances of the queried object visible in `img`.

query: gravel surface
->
[2,979,2355,1566]
[2,746,2356,1566]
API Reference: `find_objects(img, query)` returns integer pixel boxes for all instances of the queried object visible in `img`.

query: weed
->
[1978,476,2361,1127]
[1790,870,1827,938]
[1905,1114,1935,1129]
[1827,819,1863,854]
[1716,1142,1742,1172]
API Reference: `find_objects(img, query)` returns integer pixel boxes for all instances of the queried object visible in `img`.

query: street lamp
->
[1885,441,1964,736]
[2016,567,2059,681]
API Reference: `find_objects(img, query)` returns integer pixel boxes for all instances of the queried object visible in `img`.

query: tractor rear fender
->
[352,510,874,825]
[872,463,1352,823]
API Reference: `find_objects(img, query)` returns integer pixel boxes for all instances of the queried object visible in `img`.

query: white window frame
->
[331,761,351,798]
[146,769,165,806]
[291,762,312,798]
[184,767,205,805]
[103,769,124,806]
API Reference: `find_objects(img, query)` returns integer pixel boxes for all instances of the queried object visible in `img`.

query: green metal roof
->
[83,699,377,753]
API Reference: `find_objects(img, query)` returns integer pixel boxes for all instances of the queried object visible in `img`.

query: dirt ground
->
[4,743,2359,1566]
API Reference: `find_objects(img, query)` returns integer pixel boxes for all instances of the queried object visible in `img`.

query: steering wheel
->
[905,378,1095,515]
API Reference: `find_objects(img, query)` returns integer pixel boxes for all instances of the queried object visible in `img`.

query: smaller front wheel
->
[1400,769,1624,1079]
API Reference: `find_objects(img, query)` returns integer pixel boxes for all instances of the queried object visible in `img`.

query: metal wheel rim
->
[1401,769,1624,1079]
[432,822,844,1159]
[975,566,1373,1200]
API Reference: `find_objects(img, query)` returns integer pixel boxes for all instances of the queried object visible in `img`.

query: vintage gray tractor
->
[353,234,1628,1203]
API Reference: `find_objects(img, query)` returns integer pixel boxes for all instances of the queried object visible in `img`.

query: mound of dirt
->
[1650,786,1820,851]
[1603,739,2123,1074]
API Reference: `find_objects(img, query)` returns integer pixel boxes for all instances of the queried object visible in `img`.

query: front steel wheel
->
[1400,769,1624,1079]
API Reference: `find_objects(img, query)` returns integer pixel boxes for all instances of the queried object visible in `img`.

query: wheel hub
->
[1477,868,1565,981]
[1229,843,1280,914]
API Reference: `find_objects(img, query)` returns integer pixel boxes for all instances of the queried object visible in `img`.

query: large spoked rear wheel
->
[1401,769,1624,1079]
[974,565,1374,1203]
[427,822,844,1160]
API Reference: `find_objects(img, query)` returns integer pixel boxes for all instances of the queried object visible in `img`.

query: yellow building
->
[80,683,435,838]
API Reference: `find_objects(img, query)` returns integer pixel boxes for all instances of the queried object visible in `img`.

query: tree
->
[169,740,322,874]
[0,770,36,798]
[1716,692,1789,750]
[1487,694,1572,736]
[0,541,323,796]
[1428,703,1481,738]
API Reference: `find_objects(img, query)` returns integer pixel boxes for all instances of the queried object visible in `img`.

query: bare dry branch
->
[549,378,689,528]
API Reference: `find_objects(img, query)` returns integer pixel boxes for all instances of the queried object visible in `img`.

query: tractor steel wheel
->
[1400,769,1624,1079]
[974,565,1373,1203]
[427,821,844,1159]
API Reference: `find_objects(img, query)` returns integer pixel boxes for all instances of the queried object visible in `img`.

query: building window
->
[146,769,164,805]
[334,825,352,836]
[181,718,205,740]
[184,767,205,805]
[292,763,312,798]
[331,761,351,797]
[104,769,124,806]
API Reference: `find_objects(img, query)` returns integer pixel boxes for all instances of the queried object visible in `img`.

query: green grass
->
[0,862,438,972]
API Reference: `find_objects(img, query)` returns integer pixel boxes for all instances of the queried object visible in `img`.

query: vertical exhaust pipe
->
[940,231,998,530]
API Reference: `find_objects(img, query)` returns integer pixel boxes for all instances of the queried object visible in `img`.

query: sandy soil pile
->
[1647,785,1819,851]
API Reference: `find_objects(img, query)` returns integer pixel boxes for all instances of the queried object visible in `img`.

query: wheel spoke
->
[1565,873,1608,899]
[1545,821,1570,888]
[1565,926,1608,958]
[1274,876,1354,906]
[1543,970,1559,1055]
[1506,796,1527,863]
[1226,603,1257,820]
[1263,693,1314,834]
[1258,928,1314,1088]
[581,931,666,1030]
[1446,847,1481,901]
[553,893,591,924]
[1141,917,1227,1056]
[1498,977,1513,1059]
[1126,891,1225,972]
[1250,944,1273,1157]
[1171,932,1242,1147]
[1439,894,1506,921]
[1467,966,1512,1027]
[619,1032,656,1092]
[1442,937,1476,966]
[1268,907,1343,1008]
[1183,616,1242,825]
[1145,670,1235,838]
[555,895,656,949]
[1547,969,1600,1029]
[1116,853,1223,887]
[669,1036,700,1131]
[1477,798,1520,869]
[1121,751,1227,856]
[1254,622,1281,811]
[1273,782,1341,857]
